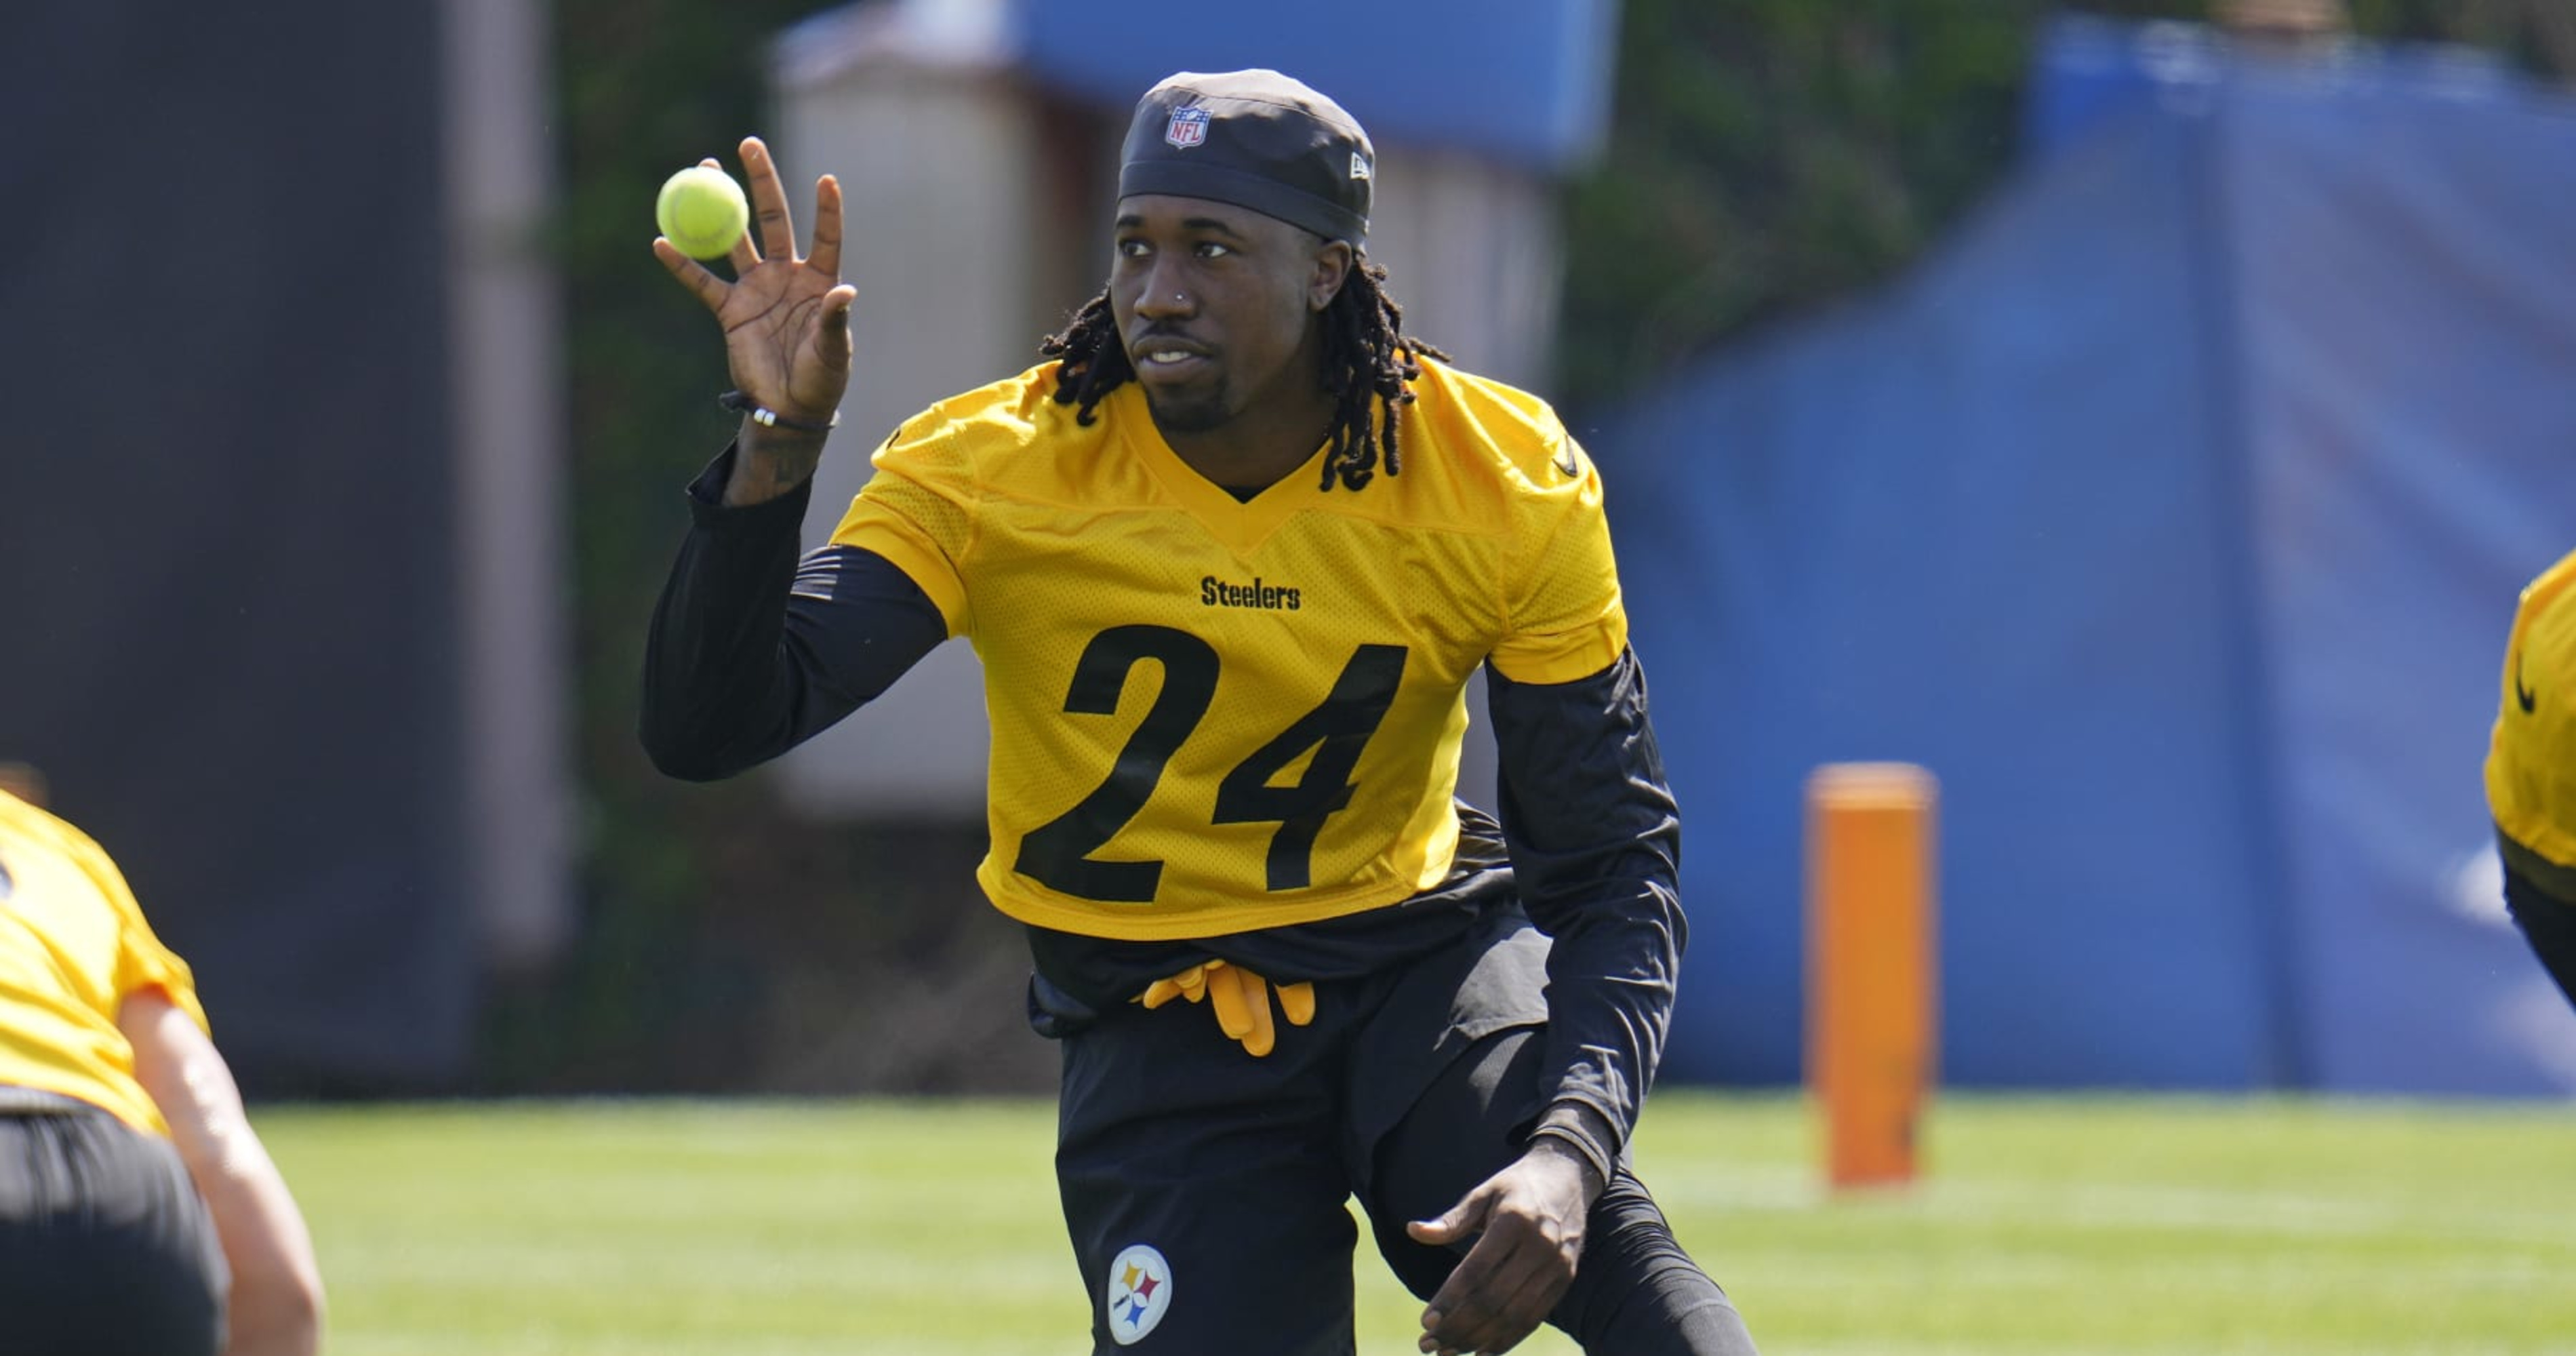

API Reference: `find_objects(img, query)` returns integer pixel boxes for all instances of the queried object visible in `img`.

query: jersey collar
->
[1109,384,1331,557]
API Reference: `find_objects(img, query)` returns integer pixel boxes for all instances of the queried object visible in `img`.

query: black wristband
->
[719,390,839,434]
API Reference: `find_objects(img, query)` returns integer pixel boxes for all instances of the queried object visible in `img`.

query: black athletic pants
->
[0,1096,226,1356]
[1051,913,1756,1354]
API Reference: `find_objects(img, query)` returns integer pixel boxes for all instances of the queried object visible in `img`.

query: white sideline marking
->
[1652,1170,2576,1249]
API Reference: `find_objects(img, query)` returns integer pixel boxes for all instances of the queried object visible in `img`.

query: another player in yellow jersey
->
[644,71,1756,1356]
[0,780,322,1356]
[2487,547,2576,1008]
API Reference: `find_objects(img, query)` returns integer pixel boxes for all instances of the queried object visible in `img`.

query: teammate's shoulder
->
[0,791,116,877]
[1406,357,1587,490]
[875,362,1096,469]
[2518,546,2576,620]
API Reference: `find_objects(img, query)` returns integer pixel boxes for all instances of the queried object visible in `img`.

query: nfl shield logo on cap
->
[1164,106,1210,148]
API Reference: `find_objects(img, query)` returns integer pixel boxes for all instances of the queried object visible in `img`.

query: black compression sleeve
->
[1487,646,1685,1170]
[639,445,949,781]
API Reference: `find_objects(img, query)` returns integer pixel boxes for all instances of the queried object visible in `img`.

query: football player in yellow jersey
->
[2487,547,2576,1008]
[645,71,1757,1355]
[0,780,322,1356]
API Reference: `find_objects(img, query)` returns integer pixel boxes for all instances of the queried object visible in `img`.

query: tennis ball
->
[656,165,749,260]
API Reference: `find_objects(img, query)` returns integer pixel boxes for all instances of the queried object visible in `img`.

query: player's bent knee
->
[1551,1174,1759,1355]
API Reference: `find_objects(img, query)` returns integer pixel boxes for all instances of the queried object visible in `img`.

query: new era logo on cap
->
[1350,153,1371,180]
[1165,107,1209,149]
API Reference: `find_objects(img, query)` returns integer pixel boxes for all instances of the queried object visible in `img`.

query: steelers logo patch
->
[1104,1242,1172,1345]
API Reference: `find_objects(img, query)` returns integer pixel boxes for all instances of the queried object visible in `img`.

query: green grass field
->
[263,1093,2576,1355]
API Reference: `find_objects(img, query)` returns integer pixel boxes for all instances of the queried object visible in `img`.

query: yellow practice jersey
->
[2489,546,2576,872]
[0,789,208,1133]
[832,358,1628,940]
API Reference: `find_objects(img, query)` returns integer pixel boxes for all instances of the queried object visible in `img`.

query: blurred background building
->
[1,0,2570,1098]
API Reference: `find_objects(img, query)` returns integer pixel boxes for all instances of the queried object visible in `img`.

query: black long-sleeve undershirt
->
[2500,833,2576,1008]
[639,456,946,781]
[640,445,1687,1168]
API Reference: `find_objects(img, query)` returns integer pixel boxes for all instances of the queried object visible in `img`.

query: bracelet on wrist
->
[719,390,839,435]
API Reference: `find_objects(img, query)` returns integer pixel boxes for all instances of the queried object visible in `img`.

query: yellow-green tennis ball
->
[656,165,749,260]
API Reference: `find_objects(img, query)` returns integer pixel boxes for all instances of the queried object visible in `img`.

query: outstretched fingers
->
[740,136,799,264]
[652,237,731,313]
[808,174,845,279]
[701,156,760,274]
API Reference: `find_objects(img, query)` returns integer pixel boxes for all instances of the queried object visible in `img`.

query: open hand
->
[653,136,856,436]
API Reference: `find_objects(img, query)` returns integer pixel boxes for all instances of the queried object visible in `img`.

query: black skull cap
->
[1118,69,1373,247]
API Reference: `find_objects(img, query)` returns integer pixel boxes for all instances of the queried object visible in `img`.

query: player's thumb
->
[1407,1188,1491,1248]
[819,285,858,370]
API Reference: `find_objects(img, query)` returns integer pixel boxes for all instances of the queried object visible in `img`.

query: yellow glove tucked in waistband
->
[1137,960,1316,1057]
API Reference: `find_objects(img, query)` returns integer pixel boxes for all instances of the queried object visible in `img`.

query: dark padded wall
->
[0,3,471,1088]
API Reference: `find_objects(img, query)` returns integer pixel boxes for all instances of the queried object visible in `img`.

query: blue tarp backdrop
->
[1603,21,2576,1095]
[1007,0,1618,168]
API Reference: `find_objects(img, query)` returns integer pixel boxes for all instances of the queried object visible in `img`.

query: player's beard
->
[1140,380,1234,435]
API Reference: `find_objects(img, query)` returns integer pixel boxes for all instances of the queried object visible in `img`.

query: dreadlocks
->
[1039,255,1449,493]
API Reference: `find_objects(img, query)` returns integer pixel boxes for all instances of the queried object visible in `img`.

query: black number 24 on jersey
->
[1014,624,1409,903]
